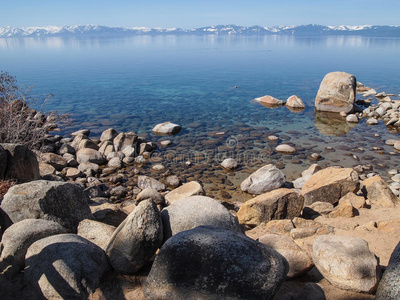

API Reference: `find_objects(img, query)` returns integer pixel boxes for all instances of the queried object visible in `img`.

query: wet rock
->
[259,233,313,278]
[161,196,242,240]
[275,144,296,154]
[366,118,379,125]
[362,175,399,207]
[0,219,67,278]
[221,158,239,170]
[152,122,182,136]
[1,180,92,232]
[255,95,286,108]
[346,114,359,123]
[137,175,166,191]
[106,200,163,274]
[164,181,205,205]
[312,235,380,293]
[267,135,279,141]
[240,164,286,195]
[24,234,109,300]
[165,175,181,188]
[144,225,288,300]
[77,219,115,251]
[0,143,39,183]
[237,188,304,227]
[301,167,359,206]
[286,95,306,109]
[315,72,356,113]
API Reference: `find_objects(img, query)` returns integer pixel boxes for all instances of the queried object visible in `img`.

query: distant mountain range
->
[1,24,399,38]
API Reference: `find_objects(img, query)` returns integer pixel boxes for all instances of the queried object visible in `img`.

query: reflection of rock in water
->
[286,106,305,114]
[314,111,351,136]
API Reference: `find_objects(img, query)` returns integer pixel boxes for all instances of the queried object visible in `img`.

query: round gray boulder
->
[24,234,109,300]
[161,196,242,240]
[0,219,67,278]
[144,225,289,300]
[1,180,92,232]
[106,199,163,274]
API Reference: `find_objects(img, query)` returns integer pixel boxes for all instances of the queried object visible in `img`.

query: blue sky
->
[1,0,399,28]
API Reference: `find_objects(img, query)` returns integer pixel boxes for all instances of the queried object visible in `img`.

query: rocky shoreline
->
[0,72,400,299]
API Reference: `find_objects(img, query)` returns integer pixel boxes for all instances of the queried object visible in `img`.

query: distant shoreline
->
[1,24,400,38]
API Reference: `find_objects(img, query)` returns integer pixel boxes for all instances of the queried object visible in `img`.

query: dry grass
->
[0,179,15,198]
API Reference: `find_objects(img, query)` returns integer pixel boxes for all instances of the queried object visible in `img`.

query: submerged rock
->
[152,122,182,136]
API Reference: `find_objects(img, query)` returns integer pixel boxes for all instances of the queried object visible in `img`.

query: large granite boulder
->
[301,167,359,206]
[0,143,39,182]
[24,234,110,300]
[376,242,400,299]
[106,200,163,274]
[1,180,92,232]
[259,233,313,278]
[161,196,242,240]
[240,164,286,195]
[312,235,380,293]
[315,71,356,113]
[237,188,304,227]
[144,225,289,300]
[164,181,205,205]
[0,219,67,278]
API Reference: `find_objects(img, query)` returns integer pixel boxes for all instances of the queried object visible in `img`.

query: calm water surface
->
[1,35,400,200]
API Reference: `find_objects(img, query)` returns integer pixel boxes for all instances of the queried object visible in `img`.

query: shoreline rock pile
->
[0,72,400,299]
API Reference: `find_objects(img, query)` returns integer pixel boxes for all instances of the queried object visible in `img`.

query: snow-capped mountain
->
[0,24,399,38]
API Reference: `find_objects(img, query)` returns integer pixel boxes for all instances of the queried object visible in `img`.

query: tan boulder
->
[259,234,313,278]
[362,175,399,207]
[301,167,359,206]
[255,95,286,108]
[315,71,356,113]
[286,95,306,109]
[165,181,205,205]
[329,198,355,218]
[237,188,304,227]
[275,144,296,154]
[339,192,366,209]
[245,219,294,240]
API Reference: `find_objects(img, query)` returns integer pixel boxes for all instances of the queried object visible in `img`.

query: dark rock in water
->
[376,242,400,299]
[1,180,92,232]
[144,225,288,300]
[0,143,39,183]
[24,234,109,300]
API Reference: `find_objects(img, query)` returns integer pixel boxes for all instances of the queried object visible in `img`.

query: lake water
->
[1,35,400,201]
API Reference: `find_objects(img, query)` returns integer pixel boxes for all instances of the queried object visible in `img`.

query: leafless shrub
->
[0,71,71,149]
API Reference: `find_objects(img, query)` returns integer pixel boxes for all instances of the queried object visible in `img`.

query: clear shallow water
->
[1,35,400,200]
